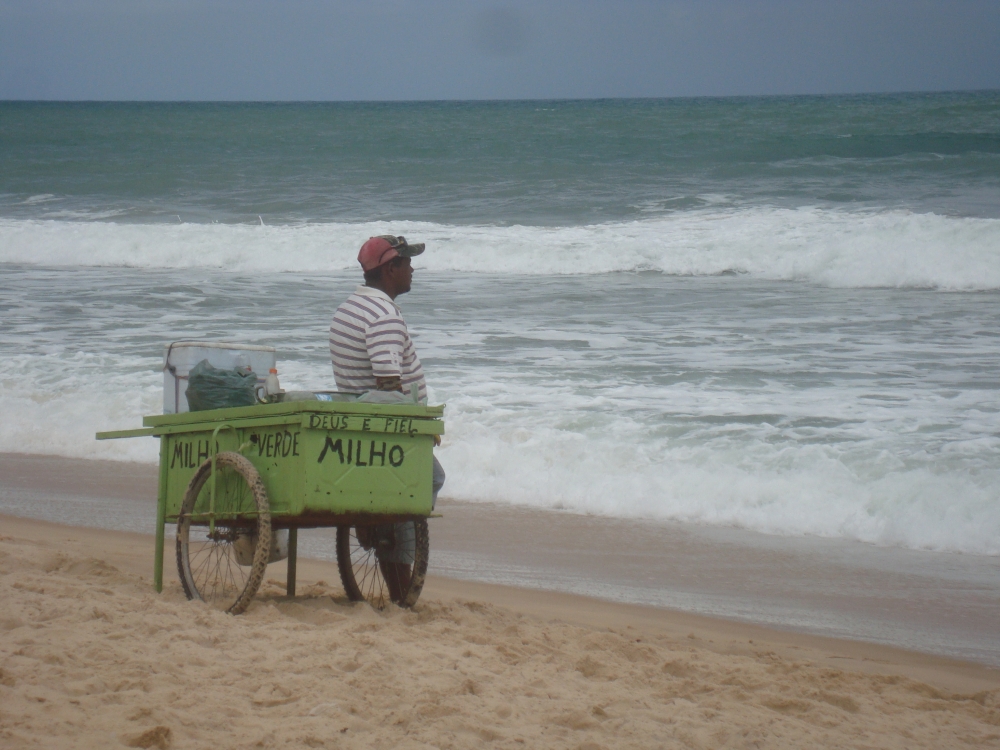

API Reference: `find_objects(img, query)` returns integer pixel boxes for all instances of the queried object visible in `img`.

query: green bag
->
[185,359,257,411]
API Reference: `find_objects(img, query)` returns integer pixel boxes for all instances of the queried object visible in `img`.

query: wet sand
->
[2,452,999,665]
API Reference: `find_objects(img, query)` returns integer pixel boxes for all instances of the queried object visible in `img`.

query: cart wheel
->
[176,452,271,615]
[336,520,428,609]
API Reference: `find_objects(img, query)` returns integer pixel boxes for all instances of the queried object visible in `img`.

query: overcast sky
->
[2,0,998,100]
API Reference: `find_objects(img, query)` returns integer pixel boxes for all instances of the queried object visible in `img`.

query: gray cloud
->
[0,0,997,100]
[473,7,529,57]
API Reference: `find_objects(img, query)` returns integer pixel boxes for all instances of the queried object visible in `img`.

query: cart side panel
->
[159,415,436,521]
[160,424,306,520]
[238,425,307,516]
[161,432,226,520]
[300,425,434,516]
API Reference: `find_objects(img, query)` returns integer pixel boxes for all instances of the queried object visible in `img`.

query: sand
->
[2,515,1000,749]
[4,452,1000,666]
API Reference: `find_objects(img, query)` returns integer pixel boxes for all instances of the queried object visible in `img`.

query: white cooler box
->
[163,341,276,414]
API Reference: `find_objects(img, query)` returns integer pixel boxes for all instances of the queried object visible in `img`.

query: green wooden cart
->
[97,399,444,614]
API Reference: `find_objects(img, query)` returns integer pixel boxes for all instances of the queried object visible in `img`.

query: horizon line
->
[2,88,999,105]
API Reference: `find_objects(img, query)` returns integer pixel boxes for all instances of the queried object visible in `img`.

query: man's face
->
[391,257,413,295]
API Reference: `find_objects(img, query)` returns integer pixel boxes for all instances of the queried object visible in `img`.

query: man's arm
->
[368,314,406,392]
[375,376,403,392]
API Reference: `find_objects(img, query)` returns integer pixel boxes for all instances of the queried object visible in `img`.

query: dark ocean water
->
[2,93,999,224]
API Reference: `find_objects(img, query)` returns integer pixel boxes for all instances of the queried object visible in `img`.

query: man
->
[330,235,427,400]
[329,233,445,503]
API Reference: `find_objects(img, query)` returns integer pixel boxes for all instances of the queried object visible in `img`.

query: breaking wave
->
[2,206,999,290]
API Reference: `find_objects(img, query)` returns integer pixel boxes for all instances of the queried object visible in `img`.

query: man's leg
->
[432,456,445,510]
[382,521,416,601]
[380,456,444,599]
[381,456,442,565]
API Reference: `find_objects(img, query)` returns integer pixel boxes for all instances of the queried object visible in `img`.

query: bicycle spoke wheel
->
[336,519,428,609]
[176,452,271,615]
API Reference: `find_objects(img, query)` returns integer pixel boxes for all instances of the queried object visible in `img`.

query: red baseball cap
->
[358,235,425,272]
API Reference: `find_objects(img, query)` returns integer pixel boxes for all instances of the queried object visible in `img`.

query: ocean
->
[2,93,999,556]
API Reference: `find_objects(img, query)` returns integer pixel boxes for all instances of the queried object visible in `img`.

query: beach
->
[4,515,1000,749]
[5,452,1000,666]
[3,454,1000,748]
[3,95,1000,747]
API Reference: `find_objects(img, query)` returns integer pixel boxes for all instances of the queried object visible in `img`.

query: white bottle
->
[264,368,284,400]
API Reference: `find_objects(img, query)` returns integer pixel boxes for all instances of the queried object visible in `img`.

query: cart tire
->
[176,452,271,615]
[336,519,428,609]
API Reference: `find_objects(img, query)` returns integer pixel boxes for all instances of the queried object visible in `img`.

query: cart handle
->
[208,423,239,535]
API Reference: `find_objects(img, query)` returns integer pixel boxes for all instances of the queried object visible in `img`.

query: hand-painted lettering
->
[318,437,345,464]
[362,417,371,431]
[309,414,349,430]
[315,439,403,468]
[388,445,404,467]
[384,417,414,434]
[250,430,298,459]
[170,440,219,469]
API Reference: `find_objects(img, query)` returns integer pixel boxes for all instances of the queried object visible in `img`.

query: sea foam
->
[4,350,999,557]
[3,214,999,557]
[1,206,999,290]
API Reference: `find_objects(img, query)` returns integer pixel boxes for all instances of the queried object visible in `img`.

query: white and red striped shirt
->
[329,286,427,400]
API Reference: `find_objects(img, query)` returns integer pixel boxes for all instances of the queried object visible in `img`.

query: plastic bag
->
[357,389,424,405]
[185,359,258,411]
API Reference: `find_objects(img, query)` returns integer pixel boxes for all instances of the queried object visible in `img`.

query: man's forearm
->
[375,376,403,392]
